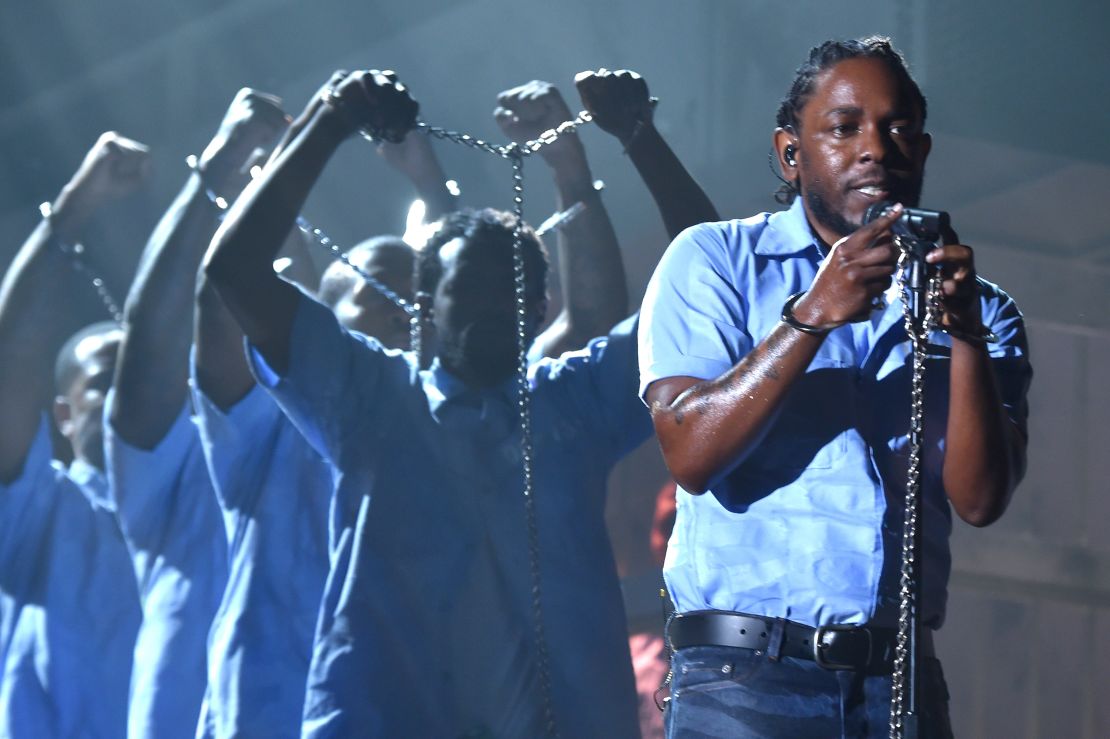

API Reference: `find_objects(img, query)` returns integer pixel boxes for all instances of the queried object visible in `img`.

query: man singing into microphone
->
[639,36,1032,737]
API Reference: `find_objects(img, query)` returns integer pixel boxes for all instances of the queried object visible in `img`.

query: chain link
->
[60,242,125,324]
[291,216,427,363]
[299,112,597,737]
[416,110,593,159]
[889,236,942,739]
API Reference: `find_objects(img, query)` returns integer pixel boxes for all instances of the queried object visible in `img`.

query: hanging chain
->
[289,215,426,361]
[38,202,125,324]
[300,111,597,737]
[62,242,125,324]
[889,236,942,739]
[507,146,559,737]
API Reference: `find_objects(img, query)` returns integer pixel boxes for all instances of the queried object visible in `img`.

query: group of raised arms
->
[0,67,716,739]
[0,35,1036,739]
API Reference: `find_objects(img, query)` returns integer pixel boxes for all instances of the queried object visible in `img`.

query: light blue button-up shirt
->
[104,393,228,739]
[639,198,1031,629]
[190,374,332,739]
[249,293,652,739]
[0,416,140,738]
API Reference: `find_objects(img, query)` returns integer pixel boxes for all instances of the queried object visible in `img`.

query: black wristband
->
[939,324,999,345]
[780,291,842,335]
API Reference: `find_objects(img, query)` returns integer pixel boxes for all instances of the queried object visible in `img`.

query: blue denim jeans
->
[664,646,954,738]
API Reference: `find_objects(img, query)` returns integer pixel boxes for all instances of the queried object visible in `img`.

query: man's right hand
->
[574,68,655,146]
[198,88,289,198]
[321,70,419,144]
[52,132,150,241]
[793,204,904,328]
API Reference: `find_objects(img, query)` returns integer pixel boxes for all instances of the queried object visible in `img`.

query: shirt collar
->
[68,457,114,512]
[420,358,520,420]
[753,197,821,256]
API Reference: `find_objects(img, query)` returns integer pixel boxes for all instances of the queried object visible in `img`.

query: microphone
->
[864,201,949,323]
[863,200,950,242]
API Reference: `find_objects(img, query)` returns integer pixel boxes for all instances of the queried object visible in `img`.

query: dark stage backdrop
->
[2,1,1107,734]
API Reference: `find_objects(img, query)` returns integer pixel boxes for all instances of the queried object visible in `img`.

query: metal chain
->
[507,146,558,737]
[290,215,425,360]
[60,242,125,324]
[38,202,125,324]
[414,116,597,738]
[416,110,594,159]
[889,236,942,739]
[299,111,597,737]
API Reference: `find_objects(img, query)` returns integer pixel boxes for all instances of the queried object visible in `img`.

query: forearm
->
[111,175,222,446]
[0,220,89,480]
[193,270,254,411]
[205,109,344,371]
[626,124,719,240]
[650,321,824,493]
[403,151,458,221]
[540,153,627,355]
[942,339,1025,526]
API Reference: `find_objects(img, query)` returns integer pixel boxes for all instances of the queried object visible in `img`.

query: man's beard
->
[803,177,924,242]
[805,186,859,240]
[438,319,519,387]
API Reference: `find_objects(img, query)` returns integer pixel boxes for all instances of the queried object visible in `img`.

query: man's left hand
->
[198,88,289,199]
[494,80,585,169]
[926,227,983,334]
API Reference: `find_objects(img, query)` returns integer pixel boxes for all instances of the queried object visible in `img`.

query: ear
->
[919,131,933,165]
[53,395,74,438]
[773,127,799,177]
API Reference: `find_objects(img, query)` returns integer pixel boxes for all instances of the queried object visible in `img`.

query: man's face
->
[791,56,932,244]
[329,246,414,350]
[56,334,119,471]
[432,236,544,388]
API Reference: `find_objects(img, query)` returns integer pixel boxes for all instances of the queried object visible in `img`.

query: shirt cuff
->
[638,356,733,401]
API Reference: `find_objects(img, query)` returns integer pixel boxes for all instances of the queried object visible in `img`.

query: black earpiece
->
[784,144,798,166]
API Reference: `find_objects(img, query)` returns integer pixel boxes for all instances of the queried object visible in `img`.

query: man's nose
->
[858,123,894,165]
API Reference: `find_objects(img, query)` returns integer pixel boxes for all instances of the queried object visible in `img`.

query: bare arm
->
[576,69,719,240]
[194,224,325,411]
[203,71,419,375]
[495,81,627,358]
[110,89,287,444]
[378,131,459,221]
[0,133,149,481]
[926,237,1027,526]
[646,207,905,493]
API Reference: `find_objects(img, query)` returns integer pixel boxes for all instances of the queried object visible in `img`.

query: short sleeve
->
[980,279,1033,438]
[638,223,754,399]
[190,374,282,514]
[0,416,57,597]
[537,314,653,461]
[246,290,400,467]
[104,390,208,564]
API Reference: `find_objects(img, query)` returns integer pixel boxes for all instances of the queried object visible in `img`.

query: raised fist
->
[574,68,655,145]
[325,69,419,144]
[198,88,289,196]
[49,132,151,241]
[67,131,151,204]
[494,80,584,166]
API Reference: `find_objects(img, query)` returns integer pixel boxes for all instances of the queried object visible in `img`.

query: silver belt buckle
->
[812,623,871,670]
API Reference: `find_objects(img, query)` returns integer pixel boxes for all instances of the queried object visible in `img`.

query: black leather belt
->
[668,610,927,674]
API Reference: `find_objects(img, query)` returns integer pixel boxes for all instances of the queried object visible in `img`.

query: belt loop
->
[766,617,787,662]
